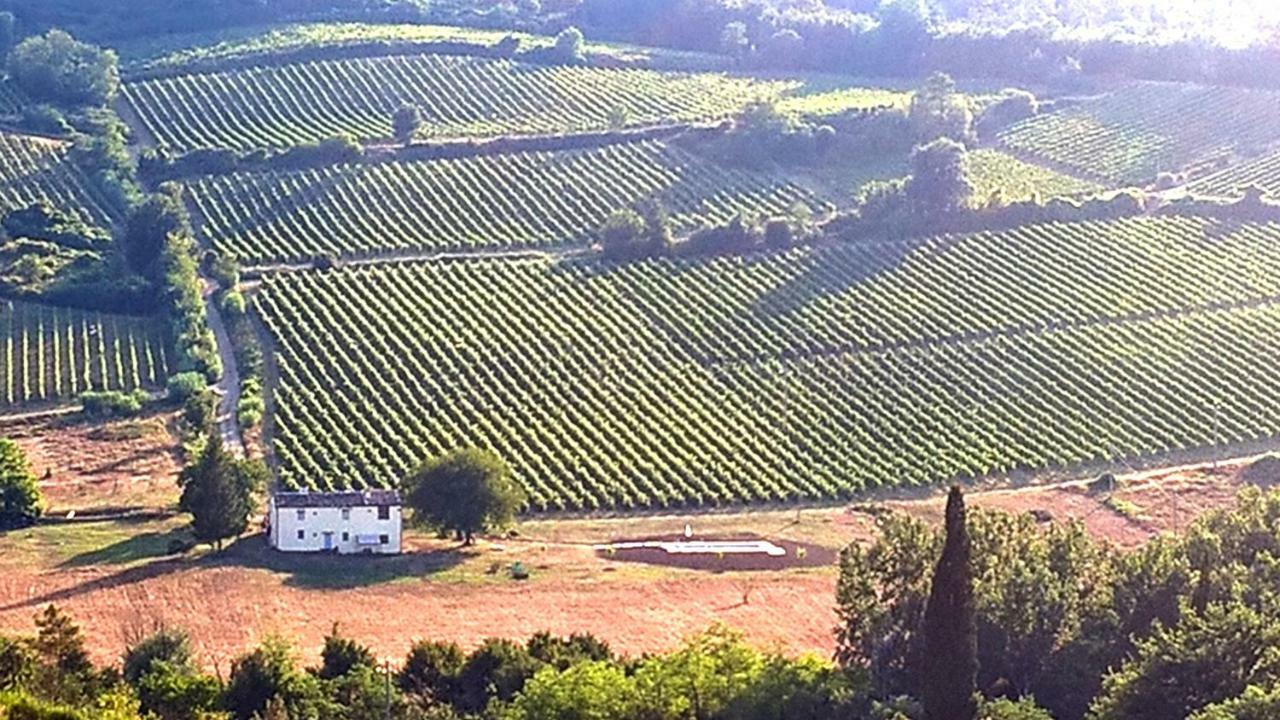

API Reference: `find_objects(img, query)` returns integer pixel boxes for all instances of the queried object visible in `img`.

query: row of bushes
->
[139,123,715,183]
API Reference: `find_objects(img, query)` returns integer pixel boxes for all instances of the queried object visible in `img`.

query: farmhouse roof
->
[273,490,401,508]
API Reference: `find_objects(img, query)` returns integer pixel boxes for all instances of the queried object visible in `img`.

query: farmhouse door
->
[322,532,335,551]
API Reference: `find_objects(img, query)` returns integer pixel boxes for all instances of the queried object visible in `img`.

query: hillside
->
[256,215,1280,509]
[188,139,829,264]
[998,82,1280,186]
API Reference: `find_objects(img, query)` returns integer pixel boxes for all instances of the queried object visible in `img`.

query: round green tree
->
[402,449,525,545]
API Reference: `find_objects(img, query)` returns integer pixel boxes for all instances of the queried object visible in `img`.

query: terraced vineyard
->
[1187,149,1280,197]
[0,132,118,226]
[188,140,829,264]
[998,82,1280,185]
[124,53,789,152]
[966,149,1102,203]
[255,215,1280,509]
[0,300,171,409]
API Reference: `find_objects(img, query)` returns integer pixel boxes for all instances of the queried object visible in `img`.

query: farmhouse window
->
[378,506,391,520]
[295,509,306,521]
[342,532,349,542]
[296,530,305,540]
[379,534,390,545]
[341,508,351,521]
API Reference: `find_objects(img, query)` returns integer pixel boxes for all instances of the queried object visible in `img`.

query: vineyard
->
[0,300,171,410]
[0,132,118,226]
[119,21,730,76]
[966,149,1102,203]
[255,215,1280,509]
[1187,149,1280,198]
[187,140,829,264]
[123,53,791,152]
[998,82,1280,185]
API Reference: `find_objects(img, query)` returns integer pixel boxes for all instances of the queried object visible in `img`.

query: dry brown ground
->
[0,411,1260,668]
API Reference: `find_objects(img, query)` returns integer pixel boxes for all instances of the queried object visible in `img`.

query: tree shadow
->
[209,534,468,590]
[0,556,194,613]
[59,526,189,568]
[3,534,468,613]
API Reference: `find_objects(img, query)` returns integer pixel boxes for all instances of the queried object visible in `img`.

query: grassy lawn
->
[0,515,189,570]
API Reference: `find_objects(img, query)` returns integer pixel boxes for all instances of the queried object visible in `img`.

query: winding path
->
[204,286,244,456]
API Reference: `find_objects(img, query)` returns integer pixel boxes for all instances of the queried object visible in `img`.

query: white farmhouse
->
[268,490,403,554]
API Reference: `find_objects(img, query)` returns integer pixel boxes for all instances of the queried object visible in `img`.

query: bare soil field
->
[0,411,1262,668]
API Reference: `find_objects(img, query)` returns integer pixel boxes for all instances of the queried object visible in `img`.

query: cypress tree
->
[923,485,978,720]
[178,437,262,550]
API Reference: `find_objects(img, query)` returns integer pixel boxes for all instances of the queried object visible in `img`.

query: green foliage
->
[398,640,465,702]
[122,629,192,686]
[1188,685,1280,720]
[224,636,328,720]
[126,53,783,152]
[922,487,977,720]
[631,625,765,719]
[500,661,635,720]
[317,625,374,681]
[134,663,220,720]
[122,628,218,720]
[0,439,42,530]
[31,606,96,705]
[453,638,542,713]
[0,636,35,691]
[219,290,245,318]
[908,72,973,145]
[553,27,585,63]
[124,189,191,284]
[8,31,120,108]
[79,390,148,418]
[403,449,526,544]
[177,437,265,550]
[599,205,673,261]
[525,633,612,671]
[166,372,207,403]
[3,204,110,251]
[839,488,1280,720]
[1089,603,1280,720]
[975,90,1038,138]
[392,104,422,146]
[980,697,1054,720]
[599,209,645,257]
[906,137,974,218]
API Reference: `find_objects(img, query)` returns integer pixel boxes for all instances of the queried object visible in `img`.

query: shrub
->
[220,290,246,318]
[599,209,646,260]
[1241,455,1280,488]
[975,89,1038,138]
[18,105,73,136]
[553,27,585,63]
[166,372,207,402]
[80,389,148,417]
[392,105,423,146]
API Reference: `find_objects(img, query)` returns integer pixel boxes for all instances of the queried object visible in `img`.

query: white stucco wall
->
[269,500,402,554]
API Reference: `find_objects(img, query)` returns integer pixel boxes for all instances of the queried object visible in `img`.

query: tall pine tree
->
[923,485,978,720]
[178,437,262,550]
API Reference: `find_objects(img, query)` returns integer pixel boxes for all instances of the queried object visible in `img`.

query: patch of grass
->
[0,515,186,570]
[1104,496,1145,520]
